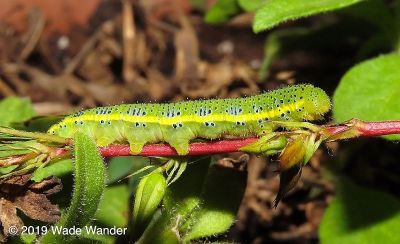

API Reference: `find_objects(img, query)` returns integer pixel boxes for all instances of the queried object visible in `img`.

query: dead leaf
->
[0,174,62,241]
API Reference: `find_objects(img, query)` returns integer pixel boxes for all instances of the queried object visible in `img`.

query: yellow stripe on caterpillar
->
[60,100,304,126]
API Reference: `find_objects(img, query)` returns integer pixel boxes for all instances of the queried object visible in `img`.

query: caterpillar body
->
[48,84,331,155]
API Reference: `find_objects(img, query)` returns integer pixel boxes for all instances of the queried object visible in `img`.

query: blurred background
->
[0,0,399,243]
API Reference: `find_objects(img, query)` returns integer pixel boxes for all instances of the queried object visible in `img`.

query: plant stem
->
[71,119,400,157]
[0,127,67,144]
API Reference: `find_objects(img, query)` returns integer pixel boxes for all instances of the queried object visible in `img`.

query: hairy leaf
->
[41,132,105,242]
[253,0,364,32]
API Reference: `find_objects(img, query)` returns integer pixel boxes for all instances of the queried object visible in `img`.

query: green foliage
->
[106,156,150,184]
[0,97,35,126]
[2,1,400,242]
[41,132,106,243]
[183,166,246,241]
[202,1,400,243]
[205,0,241,24]
[138,157,246,243]
[61,132,106,226]
[136,157,212,244]
[132,172,167,237]
[31,159,73,182]
[320,178,400,243]
[333,54,400,140]
[238,0,266,11]
[253,0,364,32]
[95,185,130,228]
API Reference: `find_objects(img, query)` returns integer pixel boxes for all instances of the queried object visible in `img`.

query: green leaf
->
[333,54,400,140]
[63,132,106,226]
[205,0,241,24]
[63,232,115,244]
[95,184,130,228]
[238,0,267,11]
[137,157,212,243]
[183,166,247,241]
[0,165,18,174]
[253,0,364,33]
[107,156,149,184]
[137,210,180,244]
[319,178,400,244]
[31,159,73,182]
[9,233,36,244]
[163,157,212,213]
[132,172,167,237]
[41,132,106,243]
[0,97,35,126]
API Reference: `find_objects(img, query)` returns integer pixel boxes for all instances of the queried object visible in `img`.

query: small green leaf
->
[9,233,36,244]
[319,178,400,244]
[132,172,167,237]
[205,0,241,24]
[41,132,106,243]
[138,157,212,243]
[333,54,400,140]
[107,156,150,184]
[31,159,73,182]
[183,166,247,241]
[253,0,364,33]
[238,0,267,11]
[136,210,180,244]
[0,97,35,126]
[163,157,212,213]
[0,165,18,174]
[95,184,130,228]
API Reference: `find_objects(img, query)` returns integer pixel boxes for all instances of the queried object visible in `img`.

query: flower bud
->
[132,172,167,237]
[279,134,307,171]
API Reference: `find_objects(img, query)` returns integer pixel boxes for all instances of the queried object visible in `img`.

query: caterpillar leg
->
[166,140,190,156]
[128,140,146,155]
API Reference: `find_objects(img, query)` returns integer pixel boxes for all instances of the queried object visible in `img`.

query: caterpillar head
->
[48,121,72,138]
[302,85,331,120]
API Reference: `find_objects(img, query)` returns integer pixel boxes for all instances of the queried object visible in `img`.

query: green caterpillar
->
[48,84,330,155]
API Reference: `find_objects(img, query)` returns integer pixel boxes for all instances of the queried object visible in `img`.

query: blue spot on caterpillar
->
[48,84,331,155]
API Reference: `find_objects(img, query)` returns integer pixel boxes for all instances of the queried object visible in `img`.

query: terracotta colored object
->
[0,0,100,35]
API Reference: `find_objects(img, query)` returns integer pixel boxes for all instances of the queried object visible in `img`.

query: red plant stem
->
[99,137,259,157]
[55,120,400,158]
[324,120,400,136]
